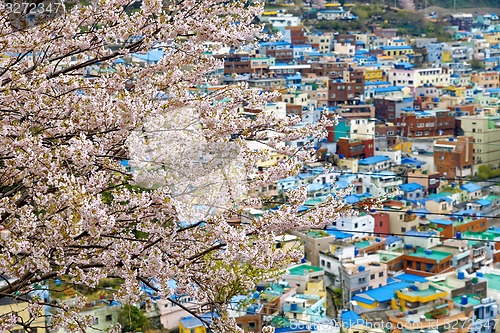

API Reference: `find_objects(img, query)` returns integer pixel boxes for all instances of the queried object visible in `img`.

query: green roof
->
[406,248,452,263]
[463,231,500,241]
[287,264,323,276]
[380,253,400,263]
[354,241,371,249]
[482,274,500,290]
[306,230,330,238]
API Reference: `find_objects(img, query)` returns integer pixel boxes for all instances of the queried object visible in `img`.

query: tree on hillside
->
[0,0,366,332]
[399,0,416,10]
[118,305,150,333]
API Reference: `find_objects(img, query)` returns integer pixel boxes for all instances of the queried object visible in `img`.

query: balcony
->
[472,254,486,263]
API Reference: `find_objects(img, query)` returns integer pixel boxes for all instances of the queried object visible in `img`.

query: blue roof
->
[179,313,218,329]
[354,282,412,303]
[486,88,500,94]
[431,219,454,226]
[344,195,360,204]
[401,157,426,167]
[413,208,430,216]
[400,182,425,192]
[393,273,428,283]
[456,209,478,216]
[335,180,349,189]
[460,183,482,192]
[260,41,292,47]
[371,171,397,178]
[341,311,364,328]
[359,155,391,165]
[180,316,203,329]
[405,230,436,237]
[476,199,492,206]
[352,295,375,305]
[380,45,413,50]
[306,51,324,57]
[374,86,404,93]
[293,44,312,49]
[386,235,403,245]
[298,173,315,179]
[307,183,325,192]
[365,81,391,86]
[131,49,164,62]
[324,228,354,239]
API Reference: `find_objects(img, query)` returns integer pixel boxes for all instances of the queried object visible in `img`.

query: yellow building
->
[443,86,466,98]
[364,68,384,82]
[179,315,215,333]
[485,32,500,47]
[441,50,451,63]
[380,46,414,57]
[391,283,447,311]
[0,298,47,333]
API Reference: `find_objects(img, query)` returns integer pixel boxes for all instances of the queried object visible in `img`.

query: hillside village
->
[4,1,500,333]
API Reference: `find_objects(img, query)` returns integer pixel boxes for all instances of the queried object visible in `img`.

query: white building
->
[329,214,375,238]
[387,67,450,90]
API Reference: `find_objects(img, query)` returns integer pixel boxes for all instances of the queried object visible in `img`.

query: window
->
[401,227,406,232]
[248,322,257,330]
[379,272,384,277]
[105,315,113,322]
[371,274,375,280]
[358,277,366,283]
[417,123,424,128]
[327,262,331,268]
[321,259,325,266]
[92,317,99,325]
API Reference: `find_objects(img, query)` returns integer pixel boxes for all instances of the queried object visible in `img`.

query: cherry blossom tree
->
[0,0,369,332]
[399,0,416,11]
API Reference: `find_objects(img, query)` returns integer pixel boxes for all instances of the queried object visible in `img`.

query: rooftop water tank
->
[359,265,365,272]
[405,244,413,249]
[477,272,484,277]
[461,295,468,305]
[425,249,432,255]
[458,271,465,280]
[354,248,359,256]
[456,232,462,239]
[290,303,298,311]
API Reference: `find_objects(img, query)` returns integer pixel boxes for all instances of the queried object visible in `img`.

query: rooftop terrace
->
[482,274,500,290]
[287,264,323,276]
[452,294,482,306]
[406,248,452,263]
